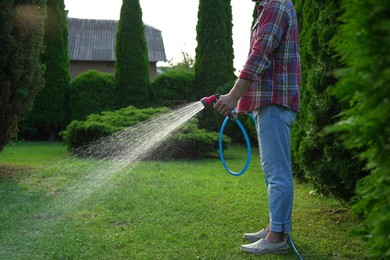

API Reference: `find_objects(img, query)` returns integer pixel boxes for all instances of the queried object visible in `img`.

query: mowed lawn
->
[0,142,366,259]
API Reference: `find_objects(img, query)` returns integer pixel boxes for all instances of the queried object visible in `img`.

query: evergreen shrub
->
[147,118,231,160]
[61,106,169,150]
[151,69,195,107]
[68,70,116,121]
[290,0,367,199]
[24,0,71,141]
[0,0,46,150]
[329,0,390,256]
[61,106,227,160]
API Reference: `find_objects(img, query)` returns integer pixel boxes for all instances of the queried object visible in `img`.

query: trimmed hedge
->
[151,68,195,107]
[68,70,116,121]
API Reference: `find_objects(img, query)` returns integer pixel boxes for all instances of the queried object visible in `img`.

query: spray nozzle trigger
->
[200,94,220,107]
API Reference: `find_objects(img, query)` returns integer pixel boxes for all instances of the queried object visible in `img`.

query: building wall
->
[69,61,159,80]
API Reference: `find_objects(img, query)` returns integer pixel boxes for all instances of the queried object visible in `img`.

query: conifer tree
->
[26,0,70,140]
[195,0,235,131]
[195,0,235,97]
[331,0,390,256]
[291,0,366,200]
[0,0,46,150]
[115,0,150,108]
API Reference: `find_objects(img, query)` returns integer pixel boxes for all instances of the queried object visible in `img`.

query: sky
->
[64,0,255,73]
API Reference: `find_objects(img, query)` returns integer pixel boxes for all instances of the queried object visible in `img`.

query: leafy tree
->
[24,0,70,141]
[195,0,236,131]
[115,0,150,108]
[160,51,195,73]
[0,0,46,150]
[330,0,390,257]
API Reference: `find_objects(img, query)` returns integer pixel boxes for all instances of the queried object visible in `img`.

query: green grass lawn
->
[0,142,367,259]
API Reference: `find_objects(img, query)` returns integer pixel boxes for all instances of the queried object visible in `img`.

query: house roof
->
[68,17,167,62]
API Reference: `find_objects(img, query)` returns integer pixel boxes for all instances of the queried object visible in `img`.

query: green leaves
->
[330,0,390,257]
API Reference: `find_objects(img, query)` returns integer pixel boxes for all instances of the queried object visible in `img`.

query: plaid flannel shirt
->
[237,0,301,113]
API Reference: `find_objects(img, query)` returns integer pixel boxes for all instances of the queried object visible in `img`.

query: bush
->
[61,106,228,160]
[147,118,231,160]
[68,70,116,121]
[151,68,195,107]
[61,106,169,151]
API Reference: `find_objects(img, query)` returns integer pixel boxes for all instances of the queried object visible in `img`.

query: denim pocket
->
[283,109,297,128]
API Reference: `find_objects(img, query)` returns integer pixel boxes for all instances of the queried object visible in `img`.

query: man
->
[214,0,300,255]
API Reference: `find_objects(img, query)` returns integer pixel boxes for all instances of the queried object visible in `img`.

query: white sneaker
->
[240,238,290,255]
[243,228,268,242]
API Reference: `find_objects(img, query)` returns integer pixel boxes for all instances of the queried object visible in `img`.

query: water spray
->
[200,94,303,259]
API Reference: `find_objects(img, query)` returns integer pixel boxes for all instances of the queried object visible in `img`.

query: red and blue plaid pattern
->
[237,0,301,113]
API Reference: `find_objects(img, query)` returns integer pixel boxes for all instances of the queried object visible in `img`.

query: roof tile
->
[68,18,167,62]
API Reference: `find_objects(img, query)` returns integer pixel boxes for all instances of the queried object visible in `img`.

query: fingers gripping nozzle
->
[200,94,237,120]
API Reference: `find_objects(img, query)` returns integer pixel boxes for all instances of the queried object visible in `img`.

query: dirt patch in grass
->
[322,207,350,224]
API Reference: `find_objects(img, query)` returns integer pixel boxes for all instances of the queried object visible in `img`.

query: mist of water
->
[0,101,216,258]
[48,101,206,213]
[1,101,209,255]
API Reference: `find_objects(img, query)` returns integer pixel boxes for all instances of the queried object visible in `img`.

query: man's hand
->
[213,78,253,117]
[214,93,239,117]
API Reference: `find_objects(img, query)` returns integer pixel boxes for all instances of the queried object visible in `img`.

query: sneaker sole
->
[240,246,290,255]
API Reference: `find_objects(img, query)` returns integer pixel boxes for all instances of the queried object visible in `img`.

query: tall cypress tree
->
[25,0,70,140]
[115,0,150,108]
[331,0,390,256]
[195,0,235,97]
[195,0,235,131]
[291,0,367,200]
[0,0,46,150]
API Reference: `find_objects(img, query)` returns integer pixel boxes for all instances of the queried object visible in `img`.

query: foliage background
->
[0,0,46,150]
[290,0,367,201]
[25,0,70,141]
[329,0,390,257]
[0,0,389,257]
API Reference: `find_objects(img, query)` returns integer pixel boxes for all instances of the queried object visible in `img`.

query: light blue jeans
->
[253,105,296,233]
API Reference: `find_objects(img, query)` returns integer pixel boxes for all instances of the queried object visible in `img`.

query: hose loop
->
[218,112,255,176]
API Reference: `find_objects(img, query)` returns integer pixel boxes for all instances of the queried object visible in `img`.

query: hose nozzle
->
[200,94,237,120]
[200,94,220,107]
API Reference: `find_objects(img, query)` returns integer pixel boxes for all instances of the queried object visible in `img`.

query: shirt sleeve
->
[239,1,288,81]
